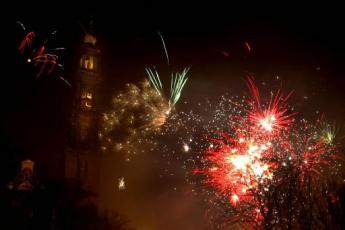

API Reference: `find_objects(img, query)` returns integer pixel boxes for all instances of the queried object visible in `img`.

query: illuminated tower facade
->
[65,26,101,194]
[74,32,101,147]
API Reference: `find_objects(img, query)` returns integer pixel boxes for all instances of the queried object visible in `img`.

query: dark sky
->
[2,3,345,229]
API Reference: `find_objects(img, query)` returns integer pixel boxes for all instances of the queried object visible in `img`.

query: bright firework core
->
[259,114,276,132]
[231,194,240,205]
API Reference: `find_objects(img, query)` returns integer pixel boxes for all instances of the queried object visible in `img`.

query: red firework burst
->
[246,77,295,135]
[18,31,35,54]
[194,78,340,227]
[200,129,276,207]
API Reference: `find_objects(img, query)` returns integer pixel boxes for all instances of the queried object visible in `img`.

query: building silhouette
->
[64,23,102,197]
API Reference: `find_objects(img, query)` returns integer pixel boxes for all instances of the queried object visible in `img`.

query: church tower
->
[65,22,102,194]
[74,26,101,147]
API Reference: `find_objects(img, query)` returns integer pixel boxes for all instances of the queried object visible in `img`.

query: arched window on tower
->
[81,90,93,109]
[80,55,95,70]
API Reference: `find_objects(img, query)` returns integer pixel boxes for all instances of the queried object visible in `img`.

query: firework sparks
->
[16,21,70,87]
[145,67,189,111]
[318,119,337,145]
[230,194,240,205]
[183,144,190,152]
[190,77,341,228]
[244,41,252,52]
[145,32,190,115]
[201,131,274,207]
[246,77,295,135]
[158,32,170,65]
[118,177,125,190]
[145,67,163,96]
[18,31,35,54]
[99,79,169,155]
[169,68,189,108]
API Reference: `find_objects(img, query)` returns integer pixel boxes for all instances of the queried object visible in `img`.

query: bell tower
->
[74,25,101,148]
[65,22,101,194]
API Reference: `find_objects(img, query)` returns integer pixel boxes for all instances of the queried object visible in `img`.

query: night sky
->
[2,3,345,229]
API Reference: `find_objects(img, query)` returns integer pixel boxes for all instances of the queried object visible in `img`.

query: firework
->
[118,177,125,190]
[191,78,342,228]
[244,41,252,52]
[16,21,70,87]
[99,79,169,155]
[183,143,190,152]
[145,32,190,113]
[100,32,190,156]
[18,31,35,54]
[145,67,189,111]
[318,119,337,145]
[158,32,170,65]
[169,68,189,108]
[246,77,295,135]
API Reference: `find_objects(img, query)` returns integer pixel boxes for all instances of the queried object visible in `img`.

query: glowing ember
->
[118,177,125,190]
[230,194,240,205]
[183,144,190,152]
